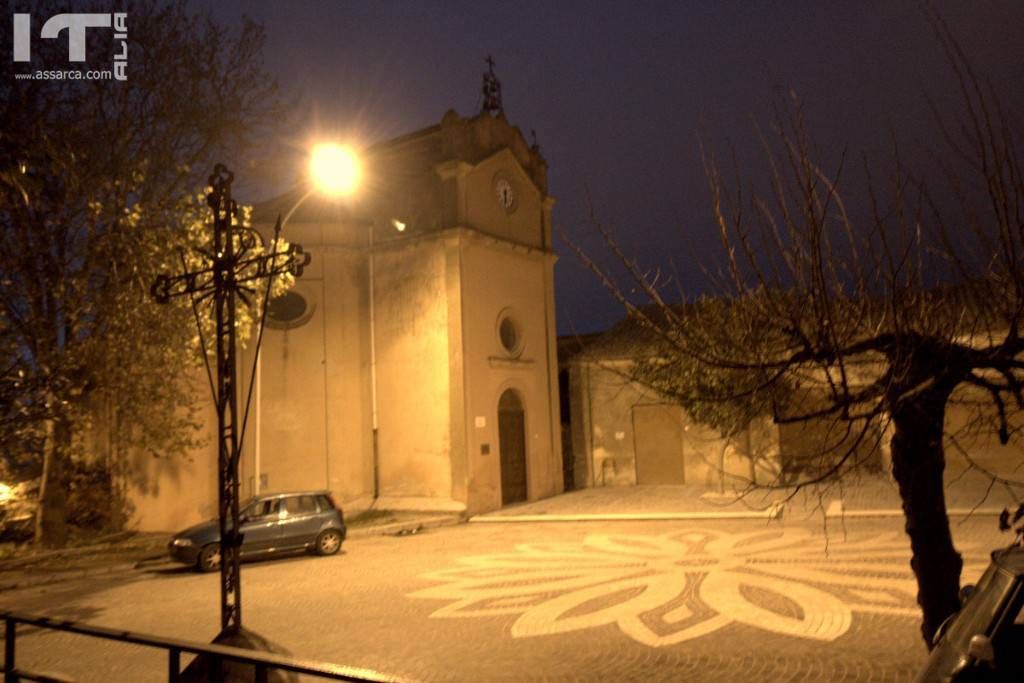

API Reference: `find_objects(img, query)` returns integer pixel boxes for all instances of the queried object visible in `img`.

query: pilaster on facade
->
[435,159,474,229]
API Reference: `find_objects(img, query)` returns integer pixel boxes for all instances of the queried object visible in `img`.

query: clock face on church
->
[495,178,515,211]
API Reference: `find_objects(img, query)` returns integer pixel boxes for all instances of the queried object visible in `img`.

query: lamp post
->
[367,217,406,501]
[253,143,362,496]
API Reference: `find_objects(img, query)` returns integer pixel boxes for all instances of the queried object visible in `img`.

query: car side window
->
[248,499,280,518]
[287,495,319,515]
[316,495,333,511]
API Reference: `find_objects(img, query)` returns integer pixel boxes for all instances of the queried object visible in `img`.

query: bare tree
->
[571,10,1024,646]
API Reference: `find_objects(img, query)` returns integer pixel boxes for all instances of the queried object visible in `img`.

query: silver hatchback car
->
[168,490,347,572]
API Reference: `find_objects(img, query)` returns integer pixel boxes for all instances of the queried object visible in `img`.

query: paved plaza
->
[0,509,1012,682]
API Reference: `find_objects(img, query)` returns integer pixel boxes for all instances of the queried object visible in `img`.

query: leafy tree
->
[0,1,285,546]
[573,11,1024,646]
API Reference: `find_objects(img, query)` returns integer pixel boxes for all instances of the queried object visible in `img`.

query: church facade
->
[130,107,563,529]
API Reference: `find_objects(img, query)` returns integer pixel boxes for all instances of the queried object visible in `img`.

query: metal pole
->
[210,166,242,635]
[368,224,380,500]
[254,348,261,495]
[4,617,15,683]
[168,648,181,682]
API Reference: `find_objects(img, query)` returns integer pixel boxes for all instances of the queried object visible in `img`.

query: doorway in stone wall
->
[633,404,685,484]
[498,389,528,505]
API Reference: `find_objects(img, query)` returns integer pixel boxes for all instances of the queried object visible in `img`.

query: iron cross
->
[151,164,310,635]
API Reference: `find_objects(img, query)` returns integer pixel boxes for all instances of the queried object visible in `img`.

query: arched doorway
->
[498,389,528,505]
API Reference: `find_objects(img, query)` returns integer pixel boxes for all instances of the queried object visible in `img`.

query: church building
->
[130,82,564,529]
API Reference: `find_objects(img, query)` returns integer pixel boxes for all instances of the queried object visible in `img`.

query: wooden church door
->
[498,389,528,505]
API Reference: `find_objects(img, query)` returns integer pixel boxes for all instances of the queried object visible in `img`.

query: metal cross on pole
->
[481,54,503,116]
[151,164,310,635]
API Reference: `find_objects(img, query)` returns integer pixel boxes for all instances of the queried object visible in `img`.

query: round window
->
[498,312,522,355]
[266,290,312,328]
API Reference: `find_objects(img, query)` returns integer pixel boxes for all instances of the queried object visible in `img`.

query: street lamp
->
[252,143,363,499]
[255,141,399,506]
[309,142,361,198]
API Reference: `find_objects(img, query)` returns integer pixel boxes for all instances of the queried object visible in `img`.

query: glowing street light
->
[254,142,362,498]
[279,142,362,229]
[309,142,361,198]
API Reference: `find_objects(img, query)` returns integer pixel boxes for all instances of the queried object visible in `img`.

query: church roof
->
[571,306,677,361]
[253,110,547,226]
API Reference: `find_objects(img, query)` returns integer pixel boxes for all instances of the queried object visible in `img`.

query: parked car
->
[168,490,346,572]
[917,545,1024,681]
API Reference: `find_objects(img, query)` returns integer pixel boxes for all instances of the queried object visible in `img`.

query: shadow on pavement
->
[151,548,349,576]
[11,603,106,638]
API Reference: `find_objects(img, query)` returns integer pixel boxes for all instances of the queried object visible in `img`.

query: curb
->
[348,514,464,538]
[470,505,784,523]
[469,505,1007,523]
[0,560,145,592]
[819,506,1004,519]
[0,535,168,570]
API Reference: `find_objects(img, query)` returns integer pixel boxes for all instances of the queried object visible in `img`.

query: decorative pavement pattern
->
[409,528,984,648]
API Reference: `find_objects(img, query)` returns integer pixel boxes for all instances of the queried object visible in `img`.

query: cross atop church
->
[481,54,503,116]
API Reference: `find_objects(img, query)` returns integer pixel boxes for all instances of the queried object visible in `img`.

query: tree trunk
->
[718,440,728,493]
[35,416,70,548]
[745,426,755,484]
[889,385,962,649]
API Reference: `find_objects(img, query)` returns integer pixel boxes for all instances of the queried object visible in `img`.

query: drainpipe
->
[586,364,595,488]
[369,223,380,501]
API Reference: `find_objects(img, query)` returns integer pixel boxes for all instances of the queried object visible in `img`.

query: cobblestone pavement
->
[0,516,1011,682]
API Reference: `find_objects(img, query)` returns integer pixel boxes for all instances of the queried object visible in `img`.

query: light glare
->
[310,143,360,197]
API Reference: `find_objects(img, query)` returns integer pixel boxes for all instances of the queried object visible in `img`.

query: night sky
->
[206,1,1024,335]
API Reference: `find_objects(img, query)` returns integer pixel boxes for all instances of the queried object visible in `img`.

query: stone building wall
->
[566,360,779,489]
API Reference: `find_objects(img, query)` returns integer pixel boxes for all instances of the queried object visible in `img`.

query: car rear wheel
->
[197,544,220,572]
[315,529,342,556]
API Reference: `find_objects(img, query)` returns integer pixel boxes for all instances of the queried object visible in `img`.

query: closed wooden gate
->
[633,404,685,484]
[499,389,528,505]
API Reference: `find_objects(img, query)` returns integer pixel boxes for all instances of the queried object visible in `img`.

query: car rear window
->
[316,494,335,511]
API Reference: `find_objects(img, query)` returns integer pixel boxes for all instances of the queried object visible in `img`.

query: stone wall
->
[566,360,779,489]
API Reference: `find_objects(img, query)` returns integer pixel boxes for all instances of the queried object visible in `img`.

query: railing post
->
[3,617,15,683]
[207,653,222,683]
[168,648,180,683]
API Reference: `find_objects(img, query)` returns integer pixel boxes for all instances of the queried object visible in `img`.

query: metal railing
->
[2,611,413,683]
